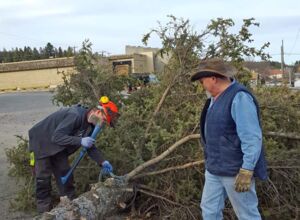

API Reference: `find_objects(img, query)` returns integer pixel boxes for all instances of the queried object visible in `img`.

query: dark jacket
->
[29,105,104,163]
[200,82,268,180]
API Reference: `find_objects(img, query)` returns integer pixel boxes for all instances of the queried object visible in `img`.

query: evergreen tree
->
[58,47,63,58]
[0,51,3,63]
[45,42,55,58]
[32,47,40,60]
[39,47,45,59]
[65,46,74,57]
[23,46,32,61]
[6,49,13,62]
[12,48,20,62]
[1,49,8,62]
[18,48,24,61]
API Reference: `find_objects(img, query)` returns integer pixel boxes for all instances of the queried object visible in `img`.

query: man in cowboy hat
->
[191,58,267,219]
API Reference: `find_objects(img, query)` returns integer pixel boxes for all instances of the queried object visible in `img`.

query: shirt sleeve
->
[51,113,82,147]
[87,146,105,166]
[231,91,262,171]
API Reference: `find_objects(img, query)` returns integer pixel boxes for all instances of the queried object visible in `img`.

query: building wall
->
[154,53,169,73]
[126,45,169,73]
[125,45,160,54]
[0,57,74,73]
[132,55,148,73]
[0,67,74,90]
[139,52,155,73]
[0,57,75,91]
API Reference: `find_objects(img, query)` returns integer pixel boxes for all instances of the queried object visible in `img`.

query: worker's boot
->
[59,175,75,201]
[36,202,52,213]
[36,177,52,213]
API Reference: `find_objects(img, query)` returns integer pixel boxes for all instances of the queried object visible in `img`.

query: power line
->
[270,53,300,56]
[288,28,300,56]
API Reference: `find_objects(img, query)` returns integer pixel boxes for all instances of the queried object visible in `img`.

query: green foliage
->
[6,136,31,183]
[254,86,300,219]
[270,61,282,69]
[205,18,270,62]
[5,136,35,212]
[258,86,300,135]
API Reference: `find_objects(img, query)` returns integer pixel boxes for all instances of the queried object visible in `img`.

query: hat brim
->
[191,71,225,82]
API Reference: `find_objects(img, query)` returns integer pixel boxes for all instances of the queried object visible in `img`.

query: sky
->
[0,0,299,64]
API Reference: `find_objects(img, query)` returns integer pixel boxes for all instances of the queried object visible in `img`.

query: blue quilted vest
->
[200,82,268,180]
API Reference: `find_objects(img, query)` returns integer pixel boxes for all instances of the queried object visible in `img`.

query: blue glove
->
[101,160,113,174]
[81,137,95,148]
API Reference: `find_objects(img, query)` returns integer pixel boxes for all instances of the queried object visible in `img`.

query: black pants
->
[35,150,75,213]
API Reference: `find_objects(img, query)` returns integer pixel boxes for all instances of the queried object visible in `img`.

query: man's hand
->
[234,168,253,192]
[101,160,113,174]
[81,137,95,148]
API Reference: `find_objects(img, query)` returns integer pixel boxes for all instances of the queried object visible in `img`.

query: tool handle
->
[91,124,102,139]
[61,124,103,185]
[61,149,87,184]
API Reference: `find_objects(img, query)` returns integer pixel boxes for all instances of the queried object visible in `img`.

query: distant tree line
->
[270,61,282,68]
[0,42,75,63]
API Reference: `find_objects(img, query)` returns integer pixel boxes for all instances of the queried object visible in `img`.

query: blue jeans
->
[201,170,261,220]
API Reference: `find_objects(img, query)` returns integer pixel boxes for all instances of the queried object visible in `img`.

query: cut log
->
[36,179,132,220]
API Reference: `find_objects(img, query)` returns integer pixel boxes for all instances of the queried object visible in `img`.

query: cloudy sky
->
[0,0,299,64]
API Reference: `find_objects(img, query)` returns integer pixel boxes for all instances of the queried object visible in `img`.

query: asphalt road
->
[0,91,59,219]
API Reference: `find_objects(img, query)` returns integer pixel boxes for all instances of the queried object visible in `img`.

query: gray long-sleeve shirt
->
[29,105,104,164]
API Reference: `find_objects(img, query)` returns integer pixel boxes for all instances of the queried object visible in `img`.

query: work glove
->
[101,160,113,174]
[81,137,95,148]
[234,168,253,192]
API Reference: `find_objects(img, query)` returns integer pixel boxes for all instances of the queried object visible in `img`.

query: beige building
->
[0,57,75,91]
[109,45,169,76]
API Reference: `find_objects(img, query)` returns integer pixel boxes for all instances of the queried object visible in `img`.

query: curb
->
[0,85,57,94]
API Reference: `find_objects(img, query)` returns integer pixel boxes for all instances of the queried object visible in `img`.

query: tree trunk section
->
[36,181,132,220]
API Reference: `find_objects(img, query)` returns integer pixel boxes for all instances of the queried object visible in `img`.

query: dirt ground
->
[0,91,59,219]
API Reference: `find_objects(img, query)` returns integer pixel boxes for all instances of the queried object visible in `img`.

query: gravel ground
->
[0,91,59,219]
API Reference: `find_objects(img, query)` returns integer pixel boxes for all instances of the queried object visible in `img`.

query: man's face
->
[88,110,105,126]
[199,77,216,96]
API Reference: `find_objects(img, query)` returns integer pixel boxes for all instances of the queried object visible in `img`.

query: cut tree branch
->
[125,134,200,181]
[265,131,300,140]
[138,189,182,207]
[132,160,204,179]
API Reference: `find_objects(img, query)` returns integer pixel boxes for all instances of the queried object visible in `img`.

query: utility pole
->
[281,40,293,86]
[73,46,77,55]
[281,40,285,76]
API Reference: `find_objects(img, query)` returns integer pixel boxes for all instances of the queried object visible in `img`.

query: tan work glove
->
[234,168,253,192]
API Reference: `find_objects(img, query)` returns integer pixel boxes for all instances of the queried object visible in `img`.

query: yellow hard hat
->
[100,96,109,104]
